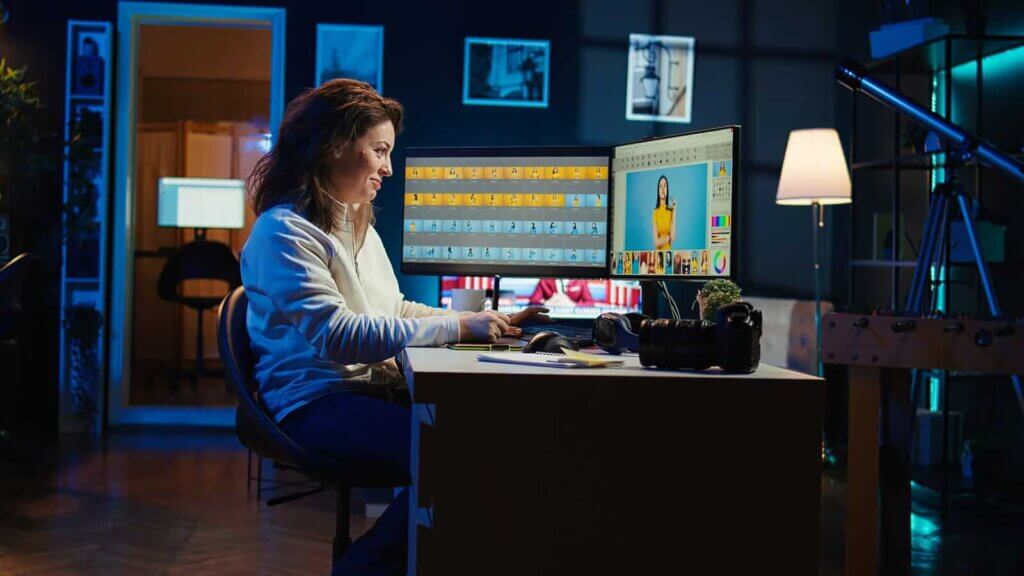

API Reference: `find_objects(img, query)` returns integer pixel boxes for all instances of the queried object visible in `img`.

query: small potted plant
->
[696,278,742,321]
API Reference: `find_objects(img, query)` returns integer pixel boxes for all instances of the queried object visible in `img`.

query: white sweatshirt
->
[240,205,460,422]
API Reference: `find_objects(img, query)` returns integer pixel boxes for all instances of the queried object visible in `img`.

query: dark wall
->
[1,0,880,315]
[10,0,1022,411]
[578,0,875,313]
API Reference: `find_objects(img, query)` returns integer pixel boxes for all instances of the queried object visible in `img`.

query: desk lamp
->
[156,177,245,389]
[775,129,851,377]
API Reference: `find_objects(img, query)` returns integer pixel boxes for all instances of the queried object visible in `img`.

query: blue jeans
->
[280,391,411,576]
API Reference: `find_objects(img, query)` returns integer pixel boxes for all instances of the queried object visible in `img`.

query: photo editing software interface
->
[610,127,736,279]
[440,276,642,320]
[401,154,609,272]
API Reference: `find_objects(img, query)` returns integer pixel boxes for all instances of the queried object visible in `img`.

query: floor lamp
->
[776,129,851,464]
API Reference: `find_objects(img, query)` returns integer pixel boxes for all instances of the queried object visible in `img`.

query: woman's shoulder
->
[252,205,320,236]
[247,205,336,255]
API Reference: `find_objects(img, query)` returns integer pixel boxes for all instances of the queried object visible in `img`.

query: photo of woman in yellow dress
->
[651,175,676,250]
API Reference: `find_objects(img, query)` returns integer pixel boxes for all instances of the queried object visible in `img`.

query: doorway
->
[111,3,285,426]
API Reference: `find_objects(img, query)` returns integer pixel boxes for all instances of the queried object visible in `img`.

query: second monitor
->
[401,147,610,278]
[609,126,738,280]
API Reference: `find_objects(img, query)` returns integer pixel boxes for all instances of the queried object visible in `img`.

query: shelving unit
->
[844,33,1024,512]
[847,33,1024,312]
[60,21,113,434]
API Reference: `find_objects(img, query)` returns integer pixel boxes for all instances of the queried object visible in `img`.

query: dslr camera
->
[593,302,762,374]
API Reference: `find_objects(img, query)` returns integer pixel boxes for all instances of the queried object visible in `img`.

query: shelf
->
[851,259,919,268]
[853,152,1024,172]
[865,34,1024,75]
[853,152,969,172]
[851,260,1024,270]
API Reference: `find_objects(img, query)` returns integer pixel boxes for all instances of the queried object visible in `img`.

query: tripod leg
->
[907,191,947,313]
[954,194,1024,417]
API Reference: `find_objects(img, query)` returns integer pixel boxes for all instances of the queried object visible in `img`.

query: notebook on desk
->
[447,336,524,352]
[477,350,624,369]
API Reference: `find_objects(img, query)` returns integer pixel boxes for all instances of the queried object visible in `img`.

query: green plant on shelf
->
[64,304,103,431]
[64,113,101,242]
[696,278,742,321]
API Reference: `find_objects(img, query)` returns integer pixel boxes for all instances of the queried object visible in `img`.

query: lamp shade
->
[776,129,852,205]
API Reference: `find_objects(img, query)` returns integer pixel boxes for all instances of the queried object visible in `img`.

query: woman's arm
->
[242,215,460,365]
[398,299,462,319]
[652,213,663,246]
[669,208,677,245]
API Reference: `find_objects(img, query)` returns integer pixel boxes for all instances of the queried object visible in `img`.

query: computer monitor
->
[157,177,246,229]
[440,276,642,320]
[608,126,738,280]
[401,147,610,277]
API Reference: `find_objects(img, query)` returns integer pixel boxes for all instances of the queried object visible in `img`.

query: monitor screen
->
[157,177,246,229]
[401,147,610,278]
[608,126,738,280]
[440,276,642,320]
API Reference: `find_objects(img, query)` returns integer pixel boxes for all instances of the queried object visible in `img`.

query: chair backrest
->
[219,286,408,487]
[159,240,242,302]
[218,286,335,473]
[222,286,421,490]
[0,253,41,337]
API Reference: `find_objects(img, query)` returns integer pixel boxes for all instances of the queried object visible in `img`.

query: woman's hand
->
[458,310,514,343]
[509,306,551,327]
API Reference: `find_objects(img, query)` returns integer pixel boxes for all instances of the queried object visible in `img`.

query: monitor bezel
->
[436,275,645,320]
[401,146,612,279]
[606,125,740,282]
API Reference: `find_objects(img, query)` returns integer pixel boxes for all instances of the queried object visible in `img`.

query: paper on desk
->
[476,349,624,369]
[476,352,588,368]
[553,349,624,367]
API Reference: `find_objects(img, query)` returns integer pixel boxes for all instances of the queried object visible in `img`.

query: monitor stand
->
[489,275,502,312]
[639,281,659,318]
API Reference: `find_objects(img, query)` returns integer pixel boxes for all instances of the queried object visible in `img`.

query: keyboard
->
[519,323,594,345]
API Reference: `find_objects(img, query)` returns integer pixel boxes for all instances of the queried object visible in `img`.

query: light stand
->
[812,202,823,378]
[776,129,851,468]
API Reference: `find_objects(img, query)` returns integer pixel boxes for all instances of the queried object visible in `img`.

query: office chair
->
[217,287,403,566]
[158,238,241,392]
[0,253,41,455]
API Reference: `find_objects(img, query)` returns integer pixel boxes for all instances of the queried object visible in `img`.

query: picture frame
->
[316,23,385,91]
[463,37,550,108]
[626,33,695,123]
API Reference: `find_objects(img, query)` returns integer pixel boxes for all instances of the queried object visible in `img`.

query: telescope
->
[835,58,1024,184]
[835,58,1024,416]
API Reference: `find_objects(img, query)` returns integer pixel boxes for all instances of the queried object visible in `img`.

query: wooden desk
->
[402,348,824,575]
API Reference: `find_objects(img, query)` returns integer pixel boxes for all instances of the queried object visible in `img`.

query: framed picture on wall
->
[463,37,550,108]
[626,33,695,123]
[316,24,385,91]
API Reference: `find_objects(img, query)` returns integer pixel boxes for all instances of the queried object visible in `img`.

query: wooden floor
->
[3,430,1022,575]
[0,430,374,575]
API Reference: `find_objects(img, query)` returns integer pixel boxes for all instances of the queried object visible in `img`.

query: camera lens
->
[639,318,716,369]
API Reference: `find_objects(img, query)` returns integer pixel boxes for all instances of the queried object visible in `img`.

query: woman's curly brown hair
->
[248,78,403,234]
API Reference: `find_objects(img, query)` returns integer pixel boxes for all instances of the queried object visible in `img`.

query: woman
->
[651,175,676,250]
[242,79,545,575]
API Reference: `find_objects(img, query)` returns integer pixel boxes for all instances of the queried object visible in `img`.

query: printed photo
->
[626,33,695,123]
[316,24,384,90]
[464,37,550,108]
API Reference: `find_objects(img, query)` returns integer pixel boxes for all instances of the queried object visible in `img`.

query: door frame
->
[110,2,285,426]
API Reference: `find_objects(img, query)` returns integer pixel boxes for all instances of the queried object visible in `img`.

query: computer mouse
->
[522,331,580,354]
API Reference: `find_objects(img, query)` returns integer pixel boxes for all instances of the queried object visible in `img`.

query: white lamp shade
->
[776,129,852,206]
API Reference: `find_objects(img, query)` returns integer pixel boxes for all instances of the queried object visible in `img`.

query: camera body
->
[595,302,762,374]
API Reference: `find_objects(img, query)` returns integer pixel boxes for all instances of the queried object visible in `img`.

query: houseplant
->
[696,278,742,321]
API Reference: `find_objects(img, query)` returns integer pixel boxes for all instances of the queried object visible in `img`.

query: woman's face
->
[658,178,668,201]
[331,120,395,205]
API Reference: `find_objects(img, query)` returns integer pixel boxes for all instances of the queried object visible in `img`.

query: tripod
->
[904,157,1024,419]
